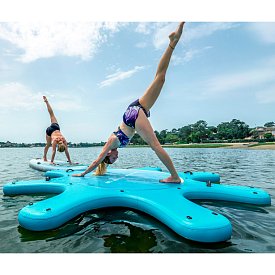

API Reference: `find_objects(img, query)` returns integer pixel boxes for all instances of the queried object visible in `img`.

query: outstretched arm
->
[43,134,52,161]
[50,142,57,164]
[43,145,50,161]
[72,136,116,177]
[64,146,72,164]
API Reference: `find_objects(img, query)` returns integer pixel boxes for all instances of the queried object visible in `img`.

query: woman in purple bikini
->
[73,22,185,183]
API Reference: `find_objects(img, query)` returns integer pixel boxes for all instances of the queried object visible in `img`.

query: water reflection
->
[194,200,270,214]
[103,222,157,253]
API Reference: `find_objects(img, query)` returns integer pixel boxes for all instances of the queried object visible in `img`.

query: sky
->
[1,20,275,143]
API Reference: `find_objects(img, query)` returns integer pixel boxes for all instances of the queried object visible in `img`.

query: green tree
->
[189,132,201,143]
[178,125,192,143]
[171,128,178,134]
[230,119,250,139]
[165,132,179,143]
[264,132,273,140]
[207,126,218,140]
[154,130,166,144]
[159,129,168,144]
[250,129,259,139]
[131,133,146,145]
[191,120,209,142]
[217,119,249,140]
[264,122,275,127]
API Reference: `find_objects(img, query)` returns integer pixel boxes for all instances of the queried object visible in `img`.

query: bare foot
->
[43,96,48,102]
[169,22,185,49]
[159,176,183,184]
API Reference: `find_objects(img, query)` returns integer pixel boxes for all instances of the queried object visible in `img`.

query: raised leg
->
[139,22,185,112]
[43,96,58,124]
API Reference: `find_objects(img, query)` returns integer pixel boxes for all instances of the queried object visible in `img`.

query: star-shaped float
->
[3,167,271,243]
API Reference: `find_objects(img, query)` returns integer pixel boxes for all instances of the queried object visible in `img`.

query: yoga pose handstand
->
[73,22,185,183]
[43,96,72,164]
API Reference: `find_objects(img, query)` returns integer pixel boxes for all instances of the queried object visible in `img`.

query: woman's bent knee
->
[151,143,163,153]
[156,73,165,84]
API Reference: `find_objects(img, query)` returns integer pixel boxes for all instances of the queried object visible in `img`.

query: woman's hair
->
[94,155,112,176]
[58,143,66,153]
[95,161,108,176]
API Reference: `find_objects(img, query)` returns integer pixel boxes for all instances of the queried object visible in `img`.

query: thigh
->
[139,74,164,112]
[135,110,160,147]
[50,115,58,124]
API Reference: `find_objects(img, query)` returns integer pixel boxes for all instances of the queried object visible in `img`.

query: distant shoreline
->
[1,142,275,150]
[129,142,275,150]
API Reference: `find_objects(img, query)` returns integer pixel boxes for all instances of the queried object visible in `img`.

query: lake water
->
[0,147,274,253]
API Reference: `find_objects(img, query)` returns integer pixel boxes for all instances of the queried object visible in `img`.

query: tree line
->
[1,120,274,147]
[131,119,275,145]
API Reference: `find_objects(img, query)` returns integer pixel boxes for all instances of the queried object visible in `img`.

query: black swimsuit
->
[46,123,60,137]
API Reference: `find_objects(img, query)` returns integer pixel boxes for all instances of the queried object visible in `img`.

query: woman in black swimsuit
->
[43,96,73,165]
[73,22,185,183]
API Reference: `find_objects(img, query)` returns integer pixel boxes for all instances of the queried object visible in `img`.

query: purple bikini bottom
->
[122,99,150,129]
[114,99,151,148]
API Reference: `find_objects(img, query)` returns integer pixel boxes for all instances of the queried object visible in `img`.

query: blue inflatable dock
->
[3,167,271,243]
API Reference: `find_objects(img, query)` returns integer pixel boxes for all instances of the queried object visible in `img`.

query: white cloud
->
[171,46,212,65]
[184,23,238,42]
[153,22,238,49]
[135,42,148,48]
[135,23,152,35]
[0,82,42,110]
[0,22,124,63]
[48,94,85,111]
[134,22,237,54]
[247,23,275,44]
[198,65,275,102]
[0,82,84,111]
[153,23,178,49]
[204,68,275,96]
[98,66,145,88]
[135,22,172,49]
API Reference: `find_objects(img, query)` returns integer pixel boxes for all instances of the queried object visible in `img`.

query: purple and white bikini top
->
[113,127,130,148]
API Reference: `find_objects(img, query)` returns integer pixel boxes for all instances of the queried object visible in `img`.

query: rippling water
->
[0,147,274,253]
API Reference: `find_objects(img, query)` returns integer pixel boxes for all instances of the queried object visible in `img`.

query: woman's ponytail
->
[94,161,107,176]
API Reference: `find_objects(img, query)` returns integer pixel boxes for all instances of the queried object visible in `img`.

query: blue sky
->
[1,22,275,143]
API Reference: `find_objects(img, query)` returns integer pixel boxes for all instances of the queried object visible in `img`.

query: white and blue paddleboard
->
[29,158,88,172]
